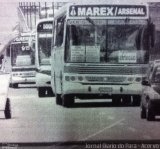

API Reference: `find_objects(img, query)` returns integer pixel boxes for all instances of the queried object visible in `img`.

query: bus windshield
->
[38,33,52,65]
[65,19,149,64]
[11,42,35,66]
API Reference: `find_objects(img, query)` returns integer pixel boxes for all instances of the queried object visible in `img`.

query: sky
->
[0,2,18,53]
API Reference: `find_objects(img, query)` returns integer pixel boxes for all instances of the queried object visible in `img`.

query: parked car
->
[141,61,160,121]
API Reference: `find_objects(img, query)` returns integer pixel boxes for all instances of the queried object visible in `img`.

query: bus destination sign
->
[69,5,147,17]
[37,22,52,32]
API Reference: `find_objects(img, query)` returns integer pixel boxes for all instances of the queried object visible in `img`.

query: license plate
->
[99,87,112,93]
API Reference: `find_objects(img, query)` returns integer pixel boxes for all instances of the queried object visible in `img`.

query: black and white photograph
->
[0,0,160,148]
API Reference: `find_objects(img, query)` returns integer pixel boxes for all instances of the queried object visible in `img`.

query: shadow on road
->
[152,117,160,122]
[0,118,6,120]
[17,86,36,89]
[9,86,36,89]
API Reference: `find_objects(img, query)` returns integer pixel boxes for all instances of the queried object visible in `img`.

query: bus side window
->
[65,26,70,61]
[142,23,155,51]
[55,18,64,47]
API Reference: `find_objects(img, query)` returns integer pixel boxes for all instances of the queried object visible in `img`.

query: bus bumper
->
[10,76,35,84]
[36,72,51,88]
[63,81,142,98]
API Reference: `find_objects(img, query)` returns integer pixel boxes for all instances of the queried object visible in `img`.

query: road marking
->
[70,119,125,149]
[81,118,125,141]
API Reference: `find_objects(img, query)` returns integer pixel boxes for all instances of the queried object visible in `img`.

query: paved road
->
[0,85,160,143]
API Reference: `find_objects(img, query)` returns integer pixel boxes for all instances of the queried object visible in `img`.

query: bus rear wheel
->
[62,95,74,108]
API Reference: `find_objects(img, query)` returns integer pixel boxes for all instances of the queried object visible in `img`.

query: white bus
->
[51,2,155,107]
[35,18,54,97]
[10,32,36,88]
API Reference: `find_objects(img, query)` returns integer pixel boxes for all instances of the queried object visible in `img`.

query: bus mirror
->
[141,79,150,86]
[136,29,141,50]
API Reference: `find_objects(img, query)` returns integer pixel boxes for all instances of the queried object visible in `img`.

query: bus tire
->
[13,83,18,88]
[48,88,55,97]
[122,95,131,105]
[4,98,11,119]
[133,95,141,106]
[56,94,63,105]
[62,95,74,108]
[112,95,121,106]
[38,87,46,97]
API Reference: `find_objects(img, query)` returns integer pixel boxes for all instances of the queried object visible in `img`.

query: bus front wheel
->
[122,95,131,105]
[132,95,141,106]
[38,87,46,97]
[47,88,55,97]
[12,83,18,88]
[112,95,121,106]
[62,95,74,108]
[56,94,62,105]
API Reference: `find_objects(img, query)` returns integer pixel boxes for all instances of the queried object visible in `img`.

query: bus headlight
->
[78,76,83,81]
[12,73,17,76]
[135,77,141,82]
[128,77,134,82]
[70,76,75,81]
[65,76,70,81]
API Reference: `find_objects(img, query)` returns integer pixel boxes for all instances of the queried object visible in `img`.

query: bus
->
[51,2,155,107]
[10,32,36,88]
[35,18,54,97]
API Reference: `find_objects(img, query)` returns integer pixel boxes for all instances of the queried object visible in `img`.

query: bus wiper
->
[86,16,95,26]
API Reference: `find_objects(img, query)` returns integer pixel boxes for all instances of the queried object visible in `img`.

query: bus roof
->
[36,18,54,28]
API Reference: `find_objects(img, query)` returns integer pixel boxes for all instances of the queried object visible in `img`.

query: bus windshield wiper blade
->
[86,16,95,26]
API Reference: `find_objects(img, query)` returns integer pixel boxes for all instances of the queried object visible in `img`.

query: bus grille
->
[85,76,126,82]
[64,66,147,75]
